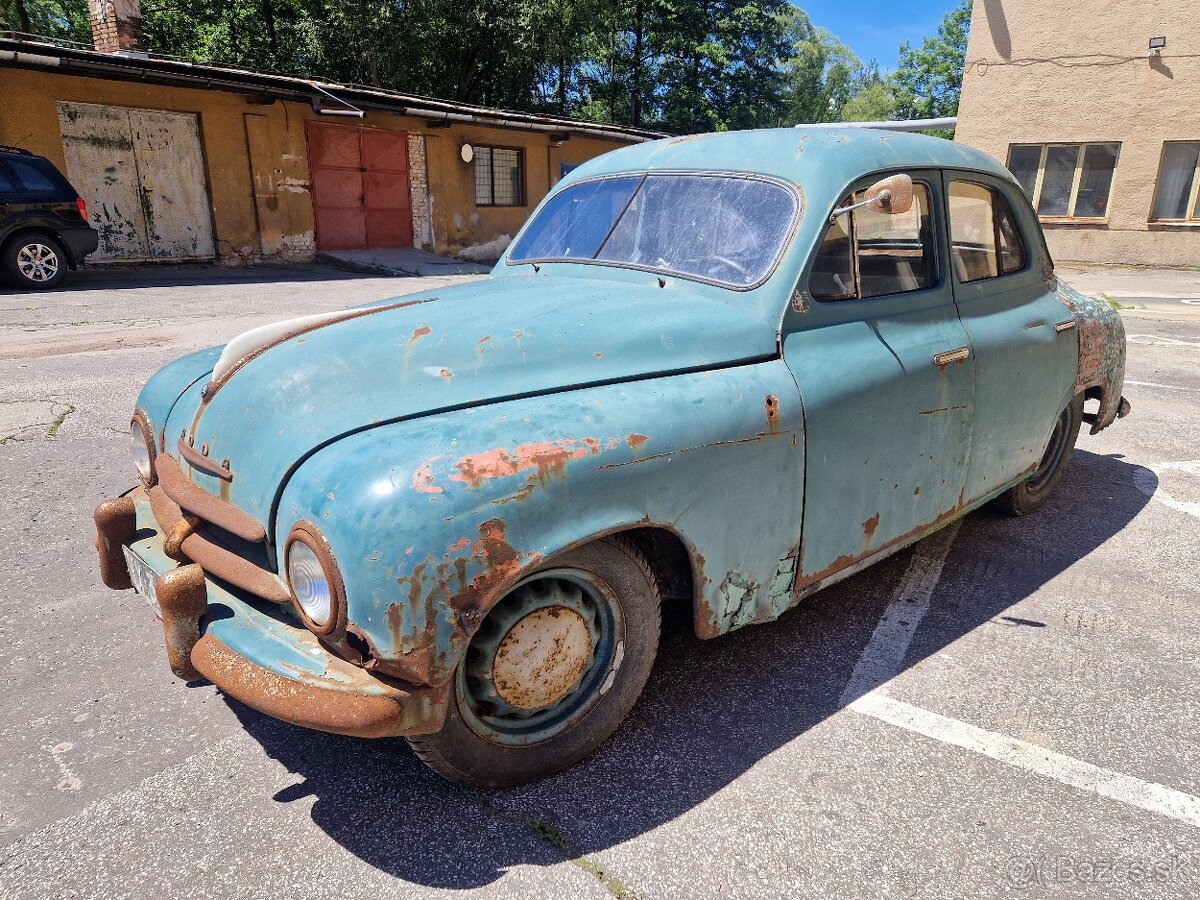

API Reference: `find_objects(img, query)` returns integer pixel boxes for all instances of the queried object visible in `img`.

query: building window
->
[1006,143,1119,219]
[1151,142,1200,222]
[474,147,524,207]
[948,181,1027,282]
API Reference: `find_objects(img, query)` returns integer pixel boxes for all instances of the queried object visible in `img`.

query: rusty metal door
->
[307,122,411,251]
[57,102,215,261]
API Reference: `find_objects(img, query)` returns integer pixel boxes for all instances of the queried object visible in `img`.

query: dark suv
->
[1,146,99,289]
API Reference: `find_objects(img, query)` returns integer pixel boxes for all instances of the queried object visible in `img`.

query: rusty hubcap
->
[458,569,623,745]
[493,606,593,709]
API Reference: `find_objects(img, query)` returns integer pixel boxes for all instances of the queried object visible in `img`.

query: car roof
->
[571,127,1017,200]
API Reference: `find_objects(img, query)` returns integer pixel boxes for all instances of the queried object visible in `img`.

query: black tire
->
[2,233,68,289]
[995,393,1084,516]
[407,536,660,788]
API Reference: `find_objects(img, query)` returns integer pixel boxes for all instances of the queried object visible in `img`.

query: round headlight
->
[130,413,155,484]
[285,524,342,633]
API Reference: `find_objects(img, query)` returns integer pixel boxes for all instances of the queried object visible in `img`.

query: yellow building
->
[955,0,1200,267]
[0,3,659,266]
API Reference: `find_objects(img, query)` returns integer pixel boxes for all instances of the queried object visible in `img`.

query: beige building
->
[955,0,1200,267]
[0,0,659,266]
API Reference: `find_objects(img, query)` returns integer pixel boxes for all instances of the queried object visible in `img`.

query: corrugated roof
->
[0,36,667,143]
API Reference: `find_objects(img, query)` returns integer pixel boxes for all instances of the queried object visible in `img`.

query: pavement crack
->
[476,793,641,899]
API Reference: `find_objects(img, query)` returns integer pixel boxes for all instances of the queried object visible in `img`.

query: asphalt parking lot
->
[1,262,1198,899]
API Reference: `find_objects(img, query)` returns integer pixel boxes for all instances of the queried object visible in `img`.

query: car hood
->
[157,274,777,528]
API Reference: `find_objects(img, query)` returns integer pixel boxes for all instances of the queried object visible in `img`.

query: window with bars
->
[1006,143,1119,219]
[474,146,525,207]
[1151,142,1200,222]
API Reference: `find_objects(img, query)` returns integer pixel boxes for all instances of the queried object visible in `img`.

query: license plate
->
[123,546,159,606]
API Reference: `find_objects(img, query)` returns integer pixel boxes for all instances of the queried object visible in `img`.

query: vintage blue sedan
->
[94,128,1129,786]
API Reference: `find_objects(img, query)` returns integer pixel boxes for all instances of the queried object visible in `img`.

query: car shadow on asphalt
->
[227,448,1153,889]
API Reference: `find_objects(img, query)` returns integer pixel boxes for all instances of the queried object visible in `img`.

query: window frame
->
[474,145,526,208]
[807,175,942,303]
[1006,142,1120,222]
[1149,141,1200,224]
[946,178,1030,284]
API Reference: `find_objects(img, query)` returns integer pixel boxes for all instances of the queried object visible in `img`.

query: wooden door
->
[56,102,214,261]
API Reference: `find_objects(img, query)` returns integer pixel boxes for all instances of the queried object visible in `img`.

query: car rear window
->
[509,173,799,289]
[6,158,64,194]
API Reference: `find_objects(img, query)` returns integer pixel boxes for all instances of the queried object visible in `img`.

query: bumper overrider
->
[93,484,448,739]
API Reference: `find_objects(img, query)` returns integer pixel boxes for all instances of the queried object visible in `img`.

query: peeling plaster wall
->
[955,0,1200,267]
[1,65,639,264]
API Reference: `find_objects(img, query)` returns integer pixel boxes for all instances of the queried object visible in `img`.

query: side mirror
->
[830,173,914,222]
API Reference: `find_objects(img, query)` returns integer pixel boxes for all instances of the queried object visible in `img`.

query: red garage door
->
[306,122,413,251]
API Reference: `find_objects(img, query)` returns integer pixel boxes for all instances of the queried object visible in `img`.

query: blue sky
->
[797,0,957,72]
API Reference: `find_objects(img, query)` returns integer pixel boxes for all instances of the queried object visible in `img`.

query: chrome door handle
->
[933,347,970,368]
[1054,320,1077,332]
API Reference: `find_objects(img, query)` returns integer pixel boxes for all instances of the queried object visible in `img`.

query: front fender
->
[276,360,804,687]
[134,345,222,445]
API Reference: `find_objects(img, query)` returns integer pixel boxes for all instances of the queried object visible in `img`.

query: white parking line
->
[1124,379,1193,391]
[838,521,961,706]
[851,692,1200,830]
[843,513,1200,830]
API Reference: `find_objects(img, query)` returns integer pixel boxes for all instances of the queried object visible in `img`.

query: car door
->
[0,161,26,236]
[943,173,1079,502]
[783,170,975,592]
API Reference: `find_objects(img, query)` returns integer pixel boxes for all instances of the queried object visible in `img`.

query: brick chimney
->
[87,0,145,54]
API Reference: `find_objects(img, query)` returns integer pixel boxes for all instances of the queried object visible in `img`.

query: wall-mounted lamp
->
[1149,36,1167,58]
[460,143,475,163]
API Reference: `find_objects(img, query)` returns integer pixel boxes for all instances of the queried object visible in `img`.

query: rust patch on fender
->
[451,440,590,488]
[412,461,443,494]
[408,323,432,346]
[626,433,650,450]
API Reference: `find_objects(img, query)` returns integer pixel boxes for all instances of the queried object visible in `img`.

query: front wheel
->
[995,393,1084,516]
[2,233,68,288]
[407,536,660,787]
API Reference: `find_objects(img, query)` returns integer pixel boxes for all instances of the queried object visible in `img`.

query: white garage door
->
[57,102,216,262]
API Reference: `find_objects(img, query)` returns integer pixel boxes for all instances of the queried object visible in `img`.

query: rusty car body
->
[94,128,1129,785]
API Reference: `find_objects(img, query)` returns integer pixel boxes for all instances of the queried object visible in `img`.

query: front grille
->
[150,456,288,605]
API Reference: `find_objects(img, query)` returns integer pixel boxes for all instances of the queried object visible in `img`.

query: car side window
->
[810,182,937,300]
[0,164,15,194]
[7,158,57,193]
[948,181,1027,283]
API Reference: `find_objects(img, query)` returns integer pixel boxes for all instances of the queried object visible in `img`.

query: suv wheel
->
[3,234,68,288]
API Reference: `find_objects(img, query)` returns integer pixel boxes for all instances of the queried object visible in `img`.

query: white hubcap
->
[17,243,60,283]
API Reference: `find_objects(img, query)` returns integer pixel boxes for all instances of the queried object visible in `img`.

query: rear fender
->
[1053,280,1127,433]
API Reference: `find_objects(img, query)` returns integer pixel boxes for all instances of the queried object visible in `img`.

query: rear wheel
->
[996,393,1084,516]
[2,233,68,288]
[407,536,660,787]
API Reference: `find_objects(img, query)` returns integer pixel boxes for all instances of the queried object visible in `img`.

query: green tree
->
[840,63,896,122]
[889,0,971,130]
[0,0,89,42]
[779,8,863,125]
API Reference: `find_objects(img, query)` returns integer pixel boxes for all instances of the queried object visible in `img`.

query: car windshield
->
[508,173,799,288]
